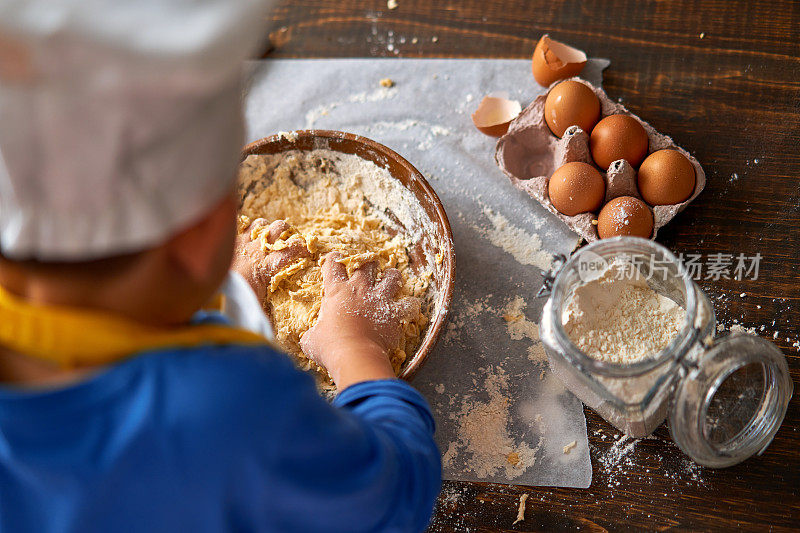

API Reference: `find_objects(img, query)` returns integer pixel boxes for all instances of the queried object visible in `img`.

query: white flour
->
[304,86,399,128]
[445,367,542,480]
[362,119,453,152]
[437,295,559,479]
[562,261,686,365]
[591,429,707,493]
[473,203,553,272]
[502,297,546,362]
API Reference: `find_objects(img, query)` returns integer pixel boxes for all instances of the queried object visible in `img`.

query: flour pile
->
[444,367,542,480]
[562,260,686,364]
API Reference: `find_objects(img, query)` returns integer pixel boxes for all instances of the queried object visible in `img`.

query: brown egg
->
[532,35,587,87]
[637,149,696,205]
[597,196,654,239]
[590,114,649,169]
[544,80,601,138]
[548,162,605,216]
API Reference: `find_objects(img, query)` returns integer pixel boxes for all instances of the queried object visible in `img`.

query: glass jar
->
[539,237,793,468]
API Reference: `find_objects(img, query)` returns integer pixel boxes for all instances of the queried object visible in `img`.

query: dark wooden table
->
[264,1,800,530]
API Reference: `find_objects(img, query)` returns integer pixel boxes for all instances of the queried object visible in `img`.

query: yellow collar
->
[0,284,267,369]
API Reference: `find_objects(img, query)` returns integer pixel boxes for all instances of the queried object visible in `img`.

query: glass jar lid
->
[669,333,793,468]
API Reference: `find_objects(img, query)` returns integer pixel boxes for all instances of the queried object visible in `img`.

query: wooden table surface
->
[264,1,800,530]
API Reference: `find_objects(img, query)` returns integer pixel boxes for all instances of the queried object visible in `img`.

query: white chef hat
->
[0,0,274,261]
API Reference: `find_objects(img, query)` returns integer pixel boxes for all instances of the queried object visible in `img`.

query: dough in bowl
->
[236,149,433,387]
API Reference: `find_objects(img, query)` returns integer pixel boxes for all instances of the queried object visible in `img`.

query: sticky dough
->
[237,151,431,385]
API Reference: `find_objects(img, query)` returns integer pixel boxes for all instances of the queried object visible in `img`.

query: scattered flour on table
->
[429,484,469,533]
[728,323,759,336]
[718,320,799,350]
[706,289,798,350]
[595,434,640,489]
[439,485,462,506]
[592,429,707,492]
[445,366,542,480]
[472,203,553,271]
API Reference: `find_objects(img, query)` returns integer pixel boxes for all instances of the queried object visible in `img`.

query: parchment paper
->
[243,59,608,488]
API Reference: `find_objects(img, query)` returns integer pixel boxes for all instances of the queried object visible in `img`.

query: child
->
[0,1,442,531]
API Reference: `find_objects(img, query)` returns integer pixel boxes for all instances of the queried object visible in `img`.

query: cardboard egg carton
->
[494,77,705,242]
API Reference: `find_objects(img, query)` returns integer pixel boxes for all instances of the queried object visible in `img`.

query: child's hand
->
[232,219,310,301]
[300,252,420,389]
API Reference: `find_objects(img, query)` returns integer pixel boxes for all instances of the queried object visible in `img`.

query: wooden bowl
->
[241,130,455,381]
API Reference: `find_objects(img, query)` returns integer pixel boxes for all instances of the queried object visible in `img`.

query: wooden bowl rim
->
[240,130,455,381]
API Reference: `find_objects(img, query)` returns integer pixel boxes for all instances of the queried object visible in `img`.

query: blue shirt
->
[0,344,442,532]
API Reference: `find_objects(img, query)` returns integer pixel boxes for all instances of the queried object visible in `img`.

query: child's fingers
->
[264,240,309,275]
[265,219,290,244]
[246,218,269,240]
[321,252,348,288]
[396,296,421,320]
[298,329,323,366]
[375,268,402,299]
[290,239,311,258]
[350,261,377,288]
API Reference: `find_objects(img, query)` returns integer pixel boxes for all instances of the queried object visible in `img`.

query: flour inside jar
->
[561,259,686,365]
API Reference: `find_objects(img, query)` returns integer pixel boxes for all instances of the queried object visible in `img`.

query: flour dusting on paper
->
[304,86,399,128]
[473,203,553,271]
[502,296,546,362]
[443,294,491,343]
[446,366,543,479]
[362,119,452,151]
[440,294,550,478]
[347,86,398,103]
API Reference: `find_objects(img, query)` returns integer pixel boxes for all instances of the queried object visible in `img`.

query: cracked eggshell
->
[494,77,705,242]
[532,34,588,87]
[471,95,522,137]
